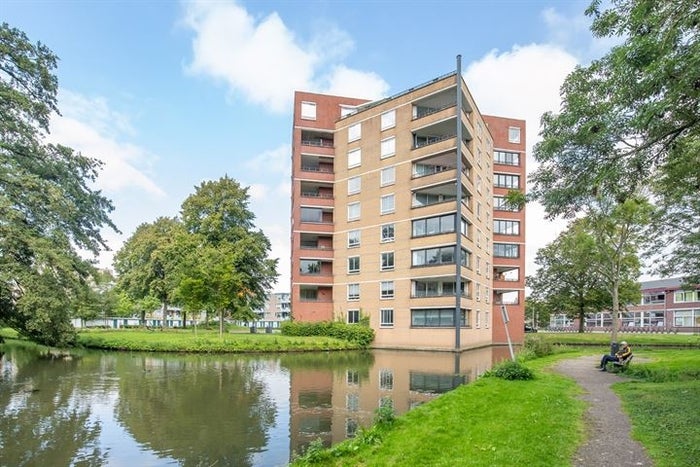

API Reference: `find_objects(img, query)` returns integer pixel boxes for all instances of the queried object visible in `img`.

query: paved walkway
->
[553,355,653,467]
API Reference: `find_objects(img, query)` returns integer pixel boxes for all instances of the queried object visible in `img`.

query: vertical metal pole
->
[455,55,463,350]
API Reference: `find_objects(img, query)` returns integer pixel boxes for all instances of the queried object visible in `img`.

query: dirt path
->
[553,355,653,467]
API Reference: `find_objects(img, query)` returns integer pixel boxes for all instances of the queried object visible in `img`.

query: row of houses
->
[549,278,700,333]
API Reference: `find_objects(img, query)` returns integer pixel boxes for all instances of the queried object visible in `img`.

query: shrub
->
[485,359,534,380]
[281,320,375,348]
[523,335,553,358]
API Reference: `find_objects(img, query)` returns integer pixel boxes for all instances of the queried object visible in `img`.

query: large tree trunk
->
[611,278,620,349]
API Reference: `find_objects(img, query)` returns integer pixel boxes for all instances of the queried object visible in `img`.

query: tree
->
[114,217,183,328]
[584,196,649,341]
[179,176,278,335]
[0,24,117,346]
[528,221,610,332]
[531,0,700,283]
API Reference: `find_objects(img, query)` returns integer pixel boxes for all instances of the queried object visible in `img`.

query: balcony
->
[301,129,334,148]
[299,154,334,180]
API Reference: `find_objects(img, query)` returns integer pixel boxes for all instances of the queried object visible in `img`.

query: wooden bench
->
[609,355,633,372]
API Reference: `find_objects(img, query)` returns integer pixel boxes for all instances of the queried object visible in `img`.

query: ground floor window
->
[674,309,700,327]
[380,308,394,327]
[410,308,467,327]
[348,309,360,323]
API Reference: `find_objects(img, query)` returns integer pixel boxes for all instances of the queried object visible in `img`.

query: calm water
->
[0,342,509,466]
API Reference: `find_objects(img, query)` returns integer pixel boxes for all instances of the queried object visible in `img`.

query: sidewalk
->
[553,355,653,467]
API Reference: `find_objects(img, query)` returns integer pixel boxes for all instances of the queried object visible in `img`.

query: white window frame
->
[508,126,521,143]
[380,281,394,299]
[380,308,394,327]
[347,284,360,301]
[381,223,395,242]
[381,110,396,130]
[348,148,361,169]
[380,166,395,187]
[348,123,361,142]
[347,308,360,323]
[381,251,394,271]
[300,101,316,120]
[348,256,360,274]
[347,229,360,248]
[348,176,361,195]
[348,202,360,221]
[381,194,395,215]
[380,137,396,159]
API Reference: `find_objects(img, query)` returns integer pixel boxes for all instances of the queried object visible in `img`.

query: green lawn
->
[74,327,364,352]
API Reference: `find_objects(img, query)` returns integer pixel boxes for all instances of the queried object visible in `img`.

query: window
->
[346,393,359,411]
[381,110,396,130]
[381,223,395,242]
[348,202,360,221]
[348,123,361,142]
[508,126,521,143]
[348,229,360,248]
[494,174,520,189]
[674,309,699,326]
[347,370,359,385]
[348,256,360,274]
[411,308,467,327]
[340,105,356,117]
[643,292,666,304]
[379,369,394,390]
[476,310,481,328]
[301,101,316,120]
[379,396,394,410]
[412,246,468,267]
[348,148,361,168]
[485,286,490,304]
[381,137,396,159]
[299,260,321,275]
[348,176,361,195]
[413,280,465,298]
[412,214,455,237]
[494,220,520,235]
[300,288,317,301]
[494,243,520,258]
[494,195,520,212]
[380,166,395,186]
[380,281,394,299]
[381,252,395,271]
[381,194,395,214]
[494,150,520,166]
[475,283,481,301]
[380,308,394,327]
[347,285,359,301]
[476,256,481,275]
[476,202,482,219]
[300,207,323,223]
[347,308,360,323]
[674,290,700,303]
[412,192,456,207]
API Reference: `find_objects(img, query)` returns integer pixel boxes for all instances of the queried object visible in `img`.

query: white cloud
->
[49,90,166,197]
[245,144,291,174]
[320,65,389,101]
[464,43,578,280]
[541,7,622,63]
[182,0,389,112]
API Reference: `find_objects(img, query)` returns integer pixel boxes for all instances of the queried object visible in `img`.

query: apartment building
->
[290,67,526,350]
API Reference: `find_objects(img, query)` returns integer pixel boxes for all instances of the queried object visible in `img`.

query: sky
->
[4,0,623,292]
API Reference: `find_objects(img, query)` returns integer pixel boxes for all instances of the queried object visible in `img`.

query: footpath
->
[553,355,653,467]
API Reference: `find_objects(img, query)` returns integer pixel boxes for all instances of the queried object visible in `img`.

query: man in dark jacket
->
[599,341,632,371]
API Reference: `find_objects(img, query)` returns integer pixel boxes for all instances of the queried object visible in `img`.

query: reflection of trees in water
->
[0,343,107,466]
[280,350,375,382]
[115,353,277,467]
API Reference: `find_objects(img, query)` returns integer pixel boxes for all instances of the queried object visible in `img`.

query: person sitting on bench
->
[599,341,632,371]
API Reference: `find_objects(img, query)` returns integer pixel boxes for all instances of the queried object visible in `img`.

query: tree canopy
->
[531,0,700,284]
[0,23,117,346]
[114,176,278,334]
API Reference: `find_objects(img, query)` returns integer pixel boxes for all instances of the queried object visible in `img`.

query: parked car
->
[524,325,538,333]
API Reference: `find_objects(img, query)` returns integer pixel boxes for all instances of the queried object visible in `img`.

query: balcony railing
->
[300,244,333,250]
[414,134,455,149]
[413,103,455,119]
[301,138,334,148]
[299,297,333,303]
[301,166,333,173]
[301,192,334,199]
[411,291,471,299]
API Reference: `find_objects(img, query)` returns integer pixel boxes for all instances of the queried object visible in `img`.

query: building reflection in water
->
[287,346,511,458]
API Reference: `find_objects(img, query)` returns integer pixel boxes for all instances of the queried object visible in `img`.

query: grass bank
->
[291,344,700,466]
[533,331,700,348]
[74,328,364,353]
[292,353,587,466]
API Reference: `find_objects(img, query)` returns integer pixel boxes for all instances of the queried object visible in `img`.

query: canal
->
[0,342,510,466]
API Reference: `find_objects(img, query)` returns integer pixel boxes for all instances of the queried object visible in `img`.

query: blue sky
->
[4,0,617,291]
